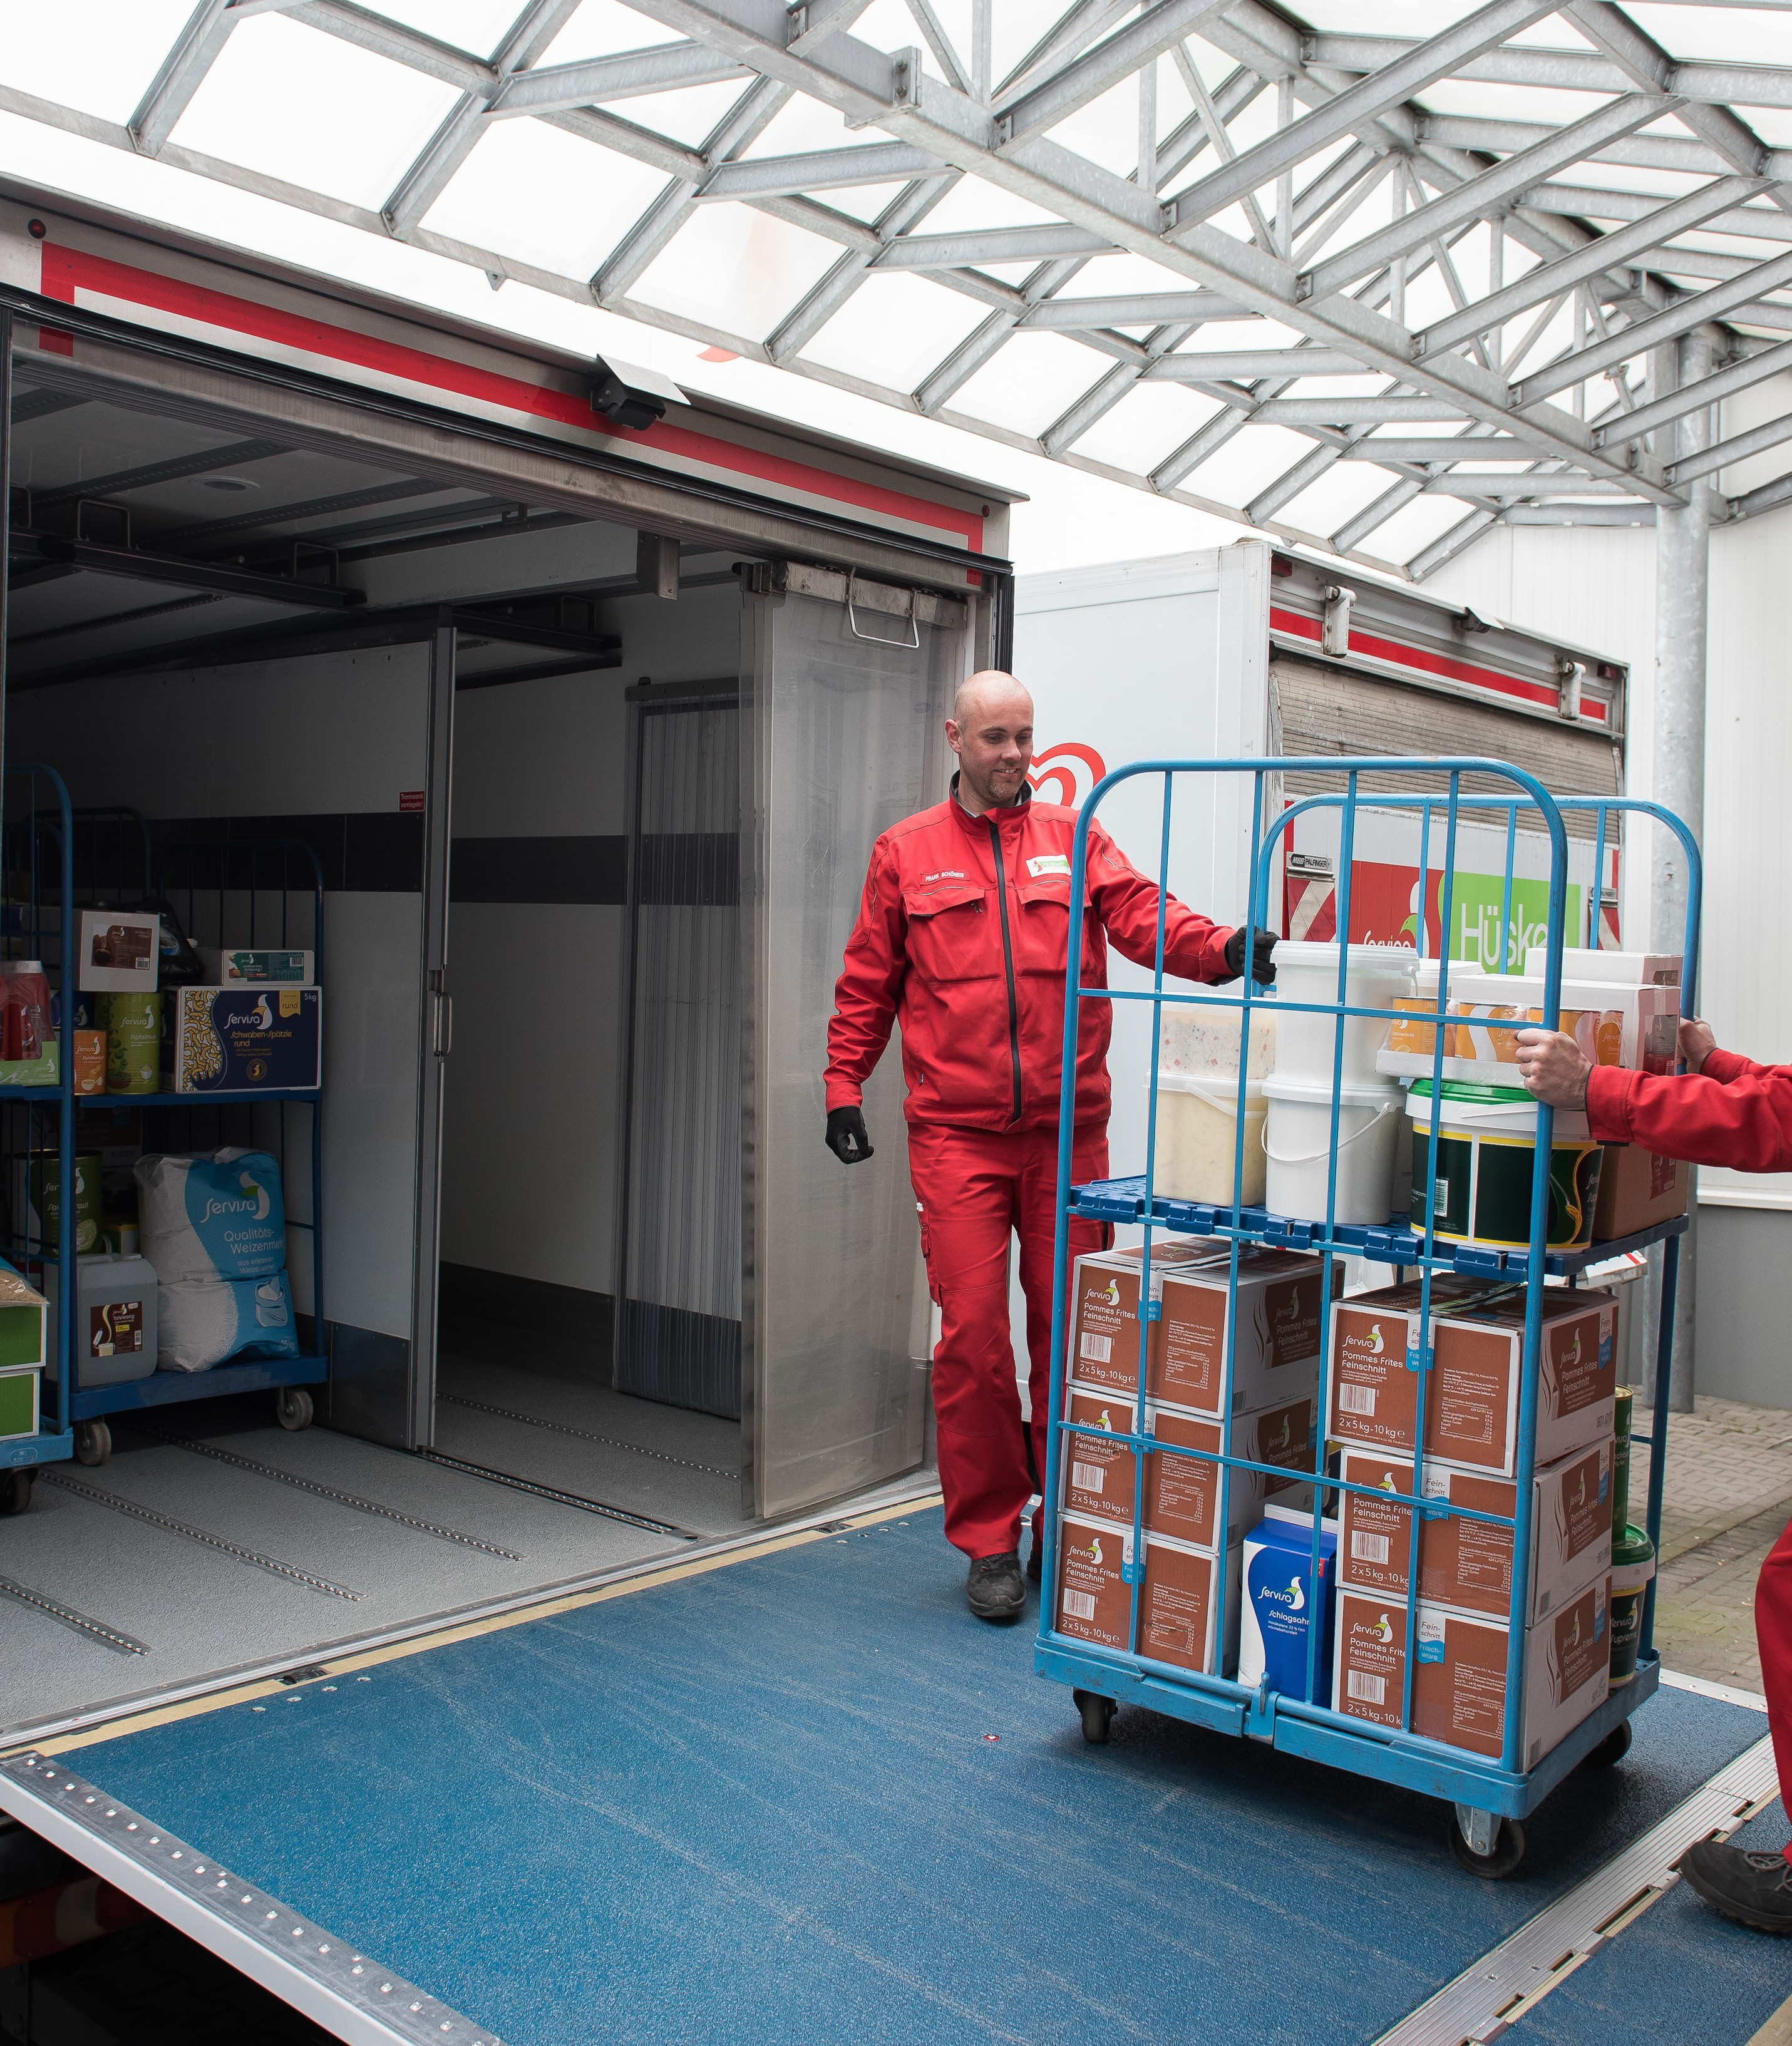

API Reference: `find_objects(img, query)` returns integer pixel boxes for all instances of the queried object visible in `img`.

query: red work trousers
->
[908,1120,1109,1560]
[1756,1516,1792,1862]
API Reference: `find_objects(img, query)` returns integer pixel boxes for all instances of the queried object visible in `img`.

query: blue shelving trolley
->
[1038,754,1696,1875]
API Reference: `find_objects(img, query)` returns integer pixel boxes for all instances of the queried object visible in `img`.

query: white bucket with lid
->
[1151,1074,1267,1208]
[1262,1074,1405,1225]
[1270,942,1417,1089]
[1158,1003,1275,1082]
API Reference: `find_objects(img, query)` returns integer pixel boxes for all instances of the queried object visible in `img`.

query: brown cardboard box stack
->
[1328,1280,1617,1764]
[1054,1242,1336,1676]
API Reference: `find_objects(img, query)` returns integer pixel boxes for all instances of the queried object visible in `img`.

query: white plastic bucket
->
[1158,1004,1275,1082]
[1152,1074,1267,1208]
[1270,942,1416,1089]
[1262,1074,1405,1225]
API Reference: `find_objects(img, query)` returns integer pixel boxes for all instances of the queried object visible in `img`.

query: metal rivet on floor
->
[148,1839,159,1846]
[265,1912,277,1921]
[126,1824,136,1832]
[83,1796,94,1804]
[172,1851,182,1859]
[252,1705,265,1712]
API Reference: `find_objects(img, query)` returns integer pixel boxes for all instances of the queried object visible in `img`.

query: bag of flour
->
[135,1148,286,1282]
[156,1271,297,1372]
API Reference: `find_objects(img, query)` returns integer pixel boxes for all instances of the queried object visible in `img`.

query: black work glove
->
[825,1106,875,1164]
[1223,926,1278,985]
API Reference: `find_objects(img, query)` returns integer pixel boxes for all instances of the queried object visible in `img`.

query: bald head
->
[947,669,1034,815]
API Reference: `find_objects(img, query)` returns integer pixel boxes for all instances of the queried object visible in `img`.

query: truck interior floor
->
[433,1322,747,1539]
[6,1509,1776,2046]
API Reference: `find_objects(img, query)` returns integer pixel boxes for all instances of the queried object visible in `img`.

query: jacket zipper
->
[986,817,1024,1123]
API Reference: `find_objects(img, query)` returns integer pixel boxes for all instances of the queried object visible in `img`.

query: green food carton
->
[0,1364,39,1442]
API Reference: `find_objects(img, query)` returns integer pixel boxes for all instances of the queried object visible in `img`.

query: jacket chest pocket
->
[1016,876,1098,979]
[903,884,997,982]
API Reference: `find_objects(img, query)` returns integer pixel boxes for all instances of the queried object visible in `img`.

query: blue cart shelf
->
[0,788,327,1493]
[1038,758,1696,1874]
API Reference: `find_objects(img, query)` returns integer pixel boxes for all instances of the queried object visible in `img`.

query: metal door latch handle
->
[846,570,920,649]
[434,992,452,1058]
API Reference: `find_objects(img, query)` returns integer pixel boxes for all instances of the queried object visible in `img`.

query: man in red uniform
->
[1518,1015,1792,1933]
[823,670,1270,1622]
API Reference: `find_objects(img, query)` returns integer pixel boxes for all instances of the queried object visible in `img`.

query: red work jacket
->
[825,782,1237,1133]
[1588,1049,1792,1171]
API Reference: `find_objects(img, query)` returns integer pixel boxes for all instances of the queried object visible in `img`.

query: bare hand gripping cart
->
[1037,755,1697,1876]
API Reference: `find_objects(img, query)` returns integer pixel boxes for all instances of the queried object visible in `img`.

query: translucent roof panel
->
[8,0,1792,579]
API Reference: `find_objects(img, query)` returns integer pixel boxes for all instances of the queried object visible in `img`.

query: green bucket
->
[1408,1081,1604,1250]
[1609,1523,1656,1684]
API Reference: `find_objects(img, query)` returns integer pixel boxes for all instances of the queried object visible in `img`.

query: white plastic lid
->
[1270,940,1418,976]
[1153,1072,1265,1103]
[0,960,44,974]
[1262,1072,1404,1107]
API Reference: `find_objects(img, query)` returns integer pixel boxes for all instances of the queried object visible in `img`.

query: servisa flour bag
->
[156,1272,298,1372]
[135,1148,286,1280]
[135,1148,296,1370]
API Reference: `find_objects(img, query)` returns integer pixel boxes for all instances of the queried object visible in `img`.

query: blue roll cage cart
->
[1038,755,1697,1876]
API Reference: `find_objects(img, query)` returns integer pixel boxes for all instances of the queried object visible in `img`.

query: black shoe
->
[966,1551,1025,1622]
[1679,1838,1792,1933]
[1026,1546,1043,1584]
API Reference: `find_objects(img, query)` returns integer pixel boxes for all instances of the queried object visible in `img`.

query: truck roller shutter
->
[1270,655,1620,840]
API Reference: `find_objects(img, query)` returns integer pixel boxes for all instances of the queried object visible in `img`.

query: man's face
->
[947,684,1034,808]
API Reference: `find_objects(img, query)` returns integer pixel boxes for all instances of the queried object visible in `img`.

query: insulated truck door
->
[739,565,962,1518]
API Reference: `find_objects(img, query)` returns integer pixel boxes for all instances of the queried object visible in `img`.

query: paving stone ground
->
[1632,1396,1792,1695]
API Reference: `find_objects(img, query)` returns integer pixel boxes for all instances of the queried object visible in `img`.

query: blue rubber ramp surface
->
[61,1510,1767,2046]
[1511,1801,1791,2045]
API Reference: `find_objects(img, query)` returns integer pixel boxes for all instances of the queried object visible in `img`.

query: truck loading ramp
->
[0,1505,1778,2046]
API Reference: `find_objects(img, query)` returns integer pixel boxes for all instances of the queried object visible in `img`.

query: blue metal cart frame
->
[1037,756,1697,1871]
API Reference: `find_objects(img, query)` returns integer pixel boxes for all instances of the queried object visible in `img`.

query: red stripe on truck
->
[37,243,984,552]
[1269,605,1607,724]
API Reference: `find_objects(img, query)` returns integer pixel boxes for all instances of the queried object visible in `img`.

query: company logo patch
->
[1026,853,1072,878]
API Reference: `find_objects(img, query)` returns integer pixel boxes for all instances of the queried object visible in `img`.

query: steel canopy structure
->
[7,0,1792,578]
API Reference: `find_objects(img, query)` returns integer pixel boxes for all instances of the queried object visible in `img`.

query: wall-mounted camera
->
[592,354,682,430]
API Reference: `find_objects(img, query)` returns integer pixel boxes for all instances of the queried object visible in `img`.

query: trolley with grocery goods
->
[1038,755,1695,1876]
[0,786,326,1480]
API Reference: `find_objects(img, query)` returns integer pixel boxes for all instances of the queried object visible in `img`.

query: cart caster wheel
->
[1450,1814,1526,1879]
[1073,1689,1116,1745]
[275,1389,313,1432]
[0,1469,34,1515]
[1585,1720,1633,1769]
[75,1419,111,1468]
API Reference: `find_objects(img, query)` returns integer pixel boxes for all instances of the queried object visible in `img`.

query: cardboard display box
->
[77,910,160,993]
[1334,1578,1610,1768]
[0,1265,47,1372]
[1068,1241,1227,1393]
[1593,1143,1688,1241]
[1329,1282,1615,1476]
[0,1360,38,1442]
[1061,1384,1314,1543]
[1054,1512,1242,1676]
[198,947,316,987]
[1152,1249,1339,1416]
[1337,1440,1612,1624]
[164,986,322,1092]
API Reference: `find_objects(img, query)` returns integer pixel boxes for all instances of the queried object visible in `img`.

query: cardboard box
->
[0,1265,47,1372]
[1593,1143,1688,1240]
[1525,947,1681,989]
[0,1361,39,1442]
[1053,1512,1241,1676]
[198,947,316,987]
[77,910,160,993]
[1151,1249,1339,1415]
[1068,1241,1227,1392]
[1329,1282,1615,1476]
[1337,1440,1613,1623]
[1062,1385,1140,1525]
[1145,1395,1316,1546]
[1334,1578,1610,1767]
[164,986,321,1092]
[1238,1502,1339,1705]
[0,1041,58,1087]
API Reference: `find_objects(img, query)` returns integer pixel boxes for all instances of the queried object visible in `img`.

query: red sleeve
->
[824,837,905,1111]
[1702,1047,1769,1086]
[1084,822,1235,985]
[1585,1061,1792,1172]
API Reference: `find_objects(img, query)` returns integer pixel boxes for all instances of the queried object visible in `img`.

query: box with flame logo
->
[165,986,322,1092]
[1061,1385,1314,1542]
[1337,1440,1612,1624]
[1328,1282,1614,1477]
[1067,1241,1228,1394]
[1053,1511,1241,1675]
[1333,1579,1610,1767]
[1151,1248,1341,1416]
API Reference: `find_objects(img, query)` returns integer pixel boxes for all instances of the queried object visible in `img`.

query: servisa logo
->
[1261,1574,1306,1612]
[1069,1533,1105,1566]
[1341,1317,1388,1360]
[1100,1278,1120,1307]
[1352,1612,1396,1644]
[198,1170,272,1226]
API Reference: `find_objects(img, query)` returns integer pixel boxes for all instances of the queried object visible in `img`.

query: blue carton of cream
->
[1237,1502,1339,1707]
[165,987,322,1092]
